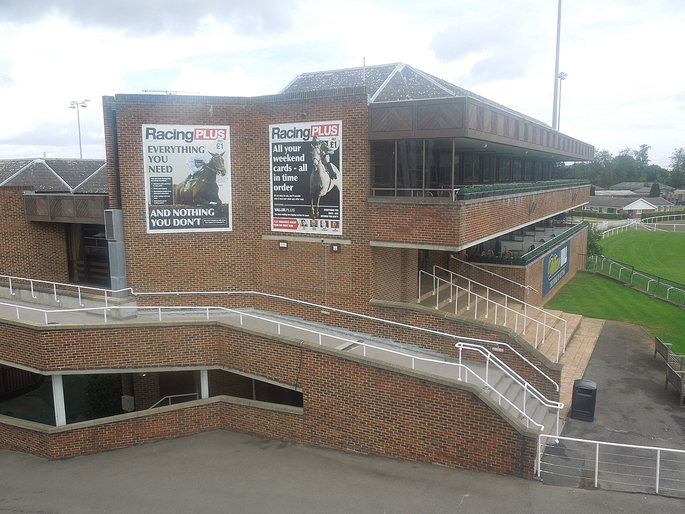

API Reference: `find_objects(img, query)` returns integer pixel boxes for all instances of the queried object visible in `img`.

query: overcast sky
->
[0,0,683,167]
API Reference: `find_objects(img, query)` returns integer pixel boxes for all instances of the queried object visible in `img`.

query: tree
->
[649,182,660,197]
[669,147,685,189]
[586,225,602,257]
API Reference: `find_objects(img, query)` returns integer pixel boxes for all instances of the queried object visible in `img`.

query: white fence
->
[538,435,685,497]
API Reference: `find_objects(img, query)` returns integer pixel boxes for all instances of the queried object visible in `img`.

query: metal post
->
[594,443,600,488]
[552,0,563,130]
[656,449,661,494]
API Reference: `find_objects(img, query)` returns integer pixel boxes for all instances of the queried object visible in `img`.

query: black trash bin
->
[570,379,597,421]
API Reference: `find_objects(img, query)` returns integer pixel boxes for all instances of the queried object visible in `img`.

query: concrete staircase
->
[419,279,582,364]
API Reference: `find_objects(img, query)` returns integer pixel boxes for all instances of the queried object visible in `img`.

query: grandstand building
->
[0,63,593,477]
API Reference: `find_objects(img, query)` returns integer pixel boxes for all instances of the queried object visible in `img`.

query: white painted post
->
[656,449,661,494]
[200,369,209,399]
[594,443,600,488]
[51,375,67,426]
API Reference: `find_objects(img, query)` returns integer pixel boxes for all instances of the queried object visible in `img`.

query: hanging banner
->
[142,124,232,233]
[269,120,342,235]
[543,241,570,296]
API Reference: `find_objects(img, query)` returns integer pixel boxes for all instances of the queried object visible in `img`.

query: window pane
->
[425,139,453,191]
[370,141,395,195]
[397,140,423,195]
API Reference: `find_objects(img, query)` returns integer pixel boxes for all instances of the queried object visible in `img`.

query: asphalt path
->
[1,429,684,513]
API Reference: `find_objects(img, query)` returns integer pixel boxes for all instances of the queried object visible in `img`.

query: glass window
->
[425,139,453,193]
[497,157,511,182]
[462,151,475,184]
[397,140,423,195]
[480,154,495,183]
[512,159,522,181]
[370,141,395,195]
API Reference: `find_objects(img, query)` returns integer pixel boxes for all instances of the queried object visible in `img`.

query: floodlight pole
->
[70,99,89,159]
[552,0,562,131]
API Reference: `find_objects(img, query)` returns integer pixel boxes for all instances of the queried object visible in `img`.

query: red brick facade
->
[0,187,69,282]
[0,88,586,477]
[0,316,537,477]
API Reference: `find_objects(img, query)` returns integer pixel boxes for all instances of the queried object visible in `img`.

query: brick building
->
[0,63,592,477]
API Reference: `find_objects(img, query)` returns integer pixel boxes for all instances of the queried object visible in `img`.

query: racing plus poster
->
[142,124,232,234]
[269,120,342,235]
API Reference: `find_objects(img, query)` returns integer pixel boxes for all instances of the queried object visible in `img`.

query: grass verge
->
[545,271,685,354]
[601,231,685,283]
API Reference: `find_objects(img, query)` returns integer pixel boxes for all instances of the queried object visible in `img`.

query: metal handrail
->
[456,342,562,437]
[420,270,563,362]
[450,257,536,292]
[148,393,199,409]
[435,265,567,345]
[0,299,546,430]
[538,434,685,495]
[0,298,552,431]
[0,274,133,307]
[0,277,561,430]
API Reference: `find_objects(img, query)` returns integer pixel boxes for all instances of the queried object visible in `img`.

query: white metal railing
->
[148,393,199,409]
[450,256,536,293]
[0,275,563,424]
[0,274,132,307]
[0,285,561,432]
[419,270,564,362]
[601,220,639,238]
[434,266,567,346]
[589,256,685,305]
[538,434,685,497]
[456,342,562,436]
[641,213,685,224]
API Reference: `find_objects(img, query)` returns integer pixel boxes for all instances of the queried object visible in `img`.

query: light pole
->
[557,72,567,131]
[552,0,562,130]
[69,99,89,159]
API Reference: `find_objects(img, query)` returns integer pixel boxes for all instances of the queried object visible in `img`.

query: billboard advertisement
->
[543,241,570,296]
[142,124,232,233]
[269,120,342,235]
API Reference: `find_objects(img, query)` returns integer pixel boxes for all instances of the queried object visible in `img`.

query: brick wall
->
[0,187,69,282]
[368,185,590,248]
[108,93,371,312]
[0,318,538,477]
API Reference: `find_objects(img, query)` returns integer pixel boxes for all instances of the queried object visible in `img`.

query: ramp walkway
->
[0,286,562,437]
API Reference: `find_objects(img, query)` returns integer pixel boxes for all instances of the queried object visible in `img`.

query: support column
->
[200,369,209,399]
[51,375,67,426]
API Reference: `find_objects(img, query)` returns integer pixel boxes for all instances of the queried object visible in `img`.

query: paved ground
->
[1,430,684,514]
[562,321,685,447]
[540,321,685,495]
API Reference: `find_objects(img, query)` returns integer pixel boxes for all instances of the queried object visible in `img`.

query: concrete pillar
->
[51,375,67,426]
[200,369,209,399]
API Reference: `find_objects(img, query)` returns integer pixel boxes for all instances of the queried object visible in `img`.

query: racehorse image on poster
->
[270,120,342,235]
[142,125,233,233]
[173,151,227,205]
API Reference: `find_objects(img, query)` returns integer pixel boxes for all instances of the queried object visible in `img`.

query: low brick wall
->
[0,318,538,478]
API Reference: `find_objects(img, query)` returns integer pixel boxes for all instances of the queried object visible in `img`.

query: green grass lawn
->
[601,231,685,284]
[545,272,685,354]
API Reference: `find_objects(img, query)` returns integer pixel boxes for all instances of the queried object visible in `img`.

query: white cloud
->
[0,0,683,167]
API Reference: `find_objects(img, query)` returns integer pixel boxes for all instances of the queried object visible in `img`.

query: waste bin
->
[570,379,597,421]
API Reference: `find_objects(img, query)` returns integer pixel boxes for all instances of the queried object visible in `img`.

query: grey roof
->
[588,196,673,209]
[281,62,548,127]
[0,158,107,194]
[610,182,674,192]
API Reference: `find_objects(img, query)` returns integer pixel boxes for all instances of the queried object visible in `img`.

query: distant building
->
[584,195,675,216]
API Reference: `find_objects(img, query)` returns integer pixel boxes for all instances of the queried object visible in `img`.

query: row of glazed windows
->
[370,139,556,197]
